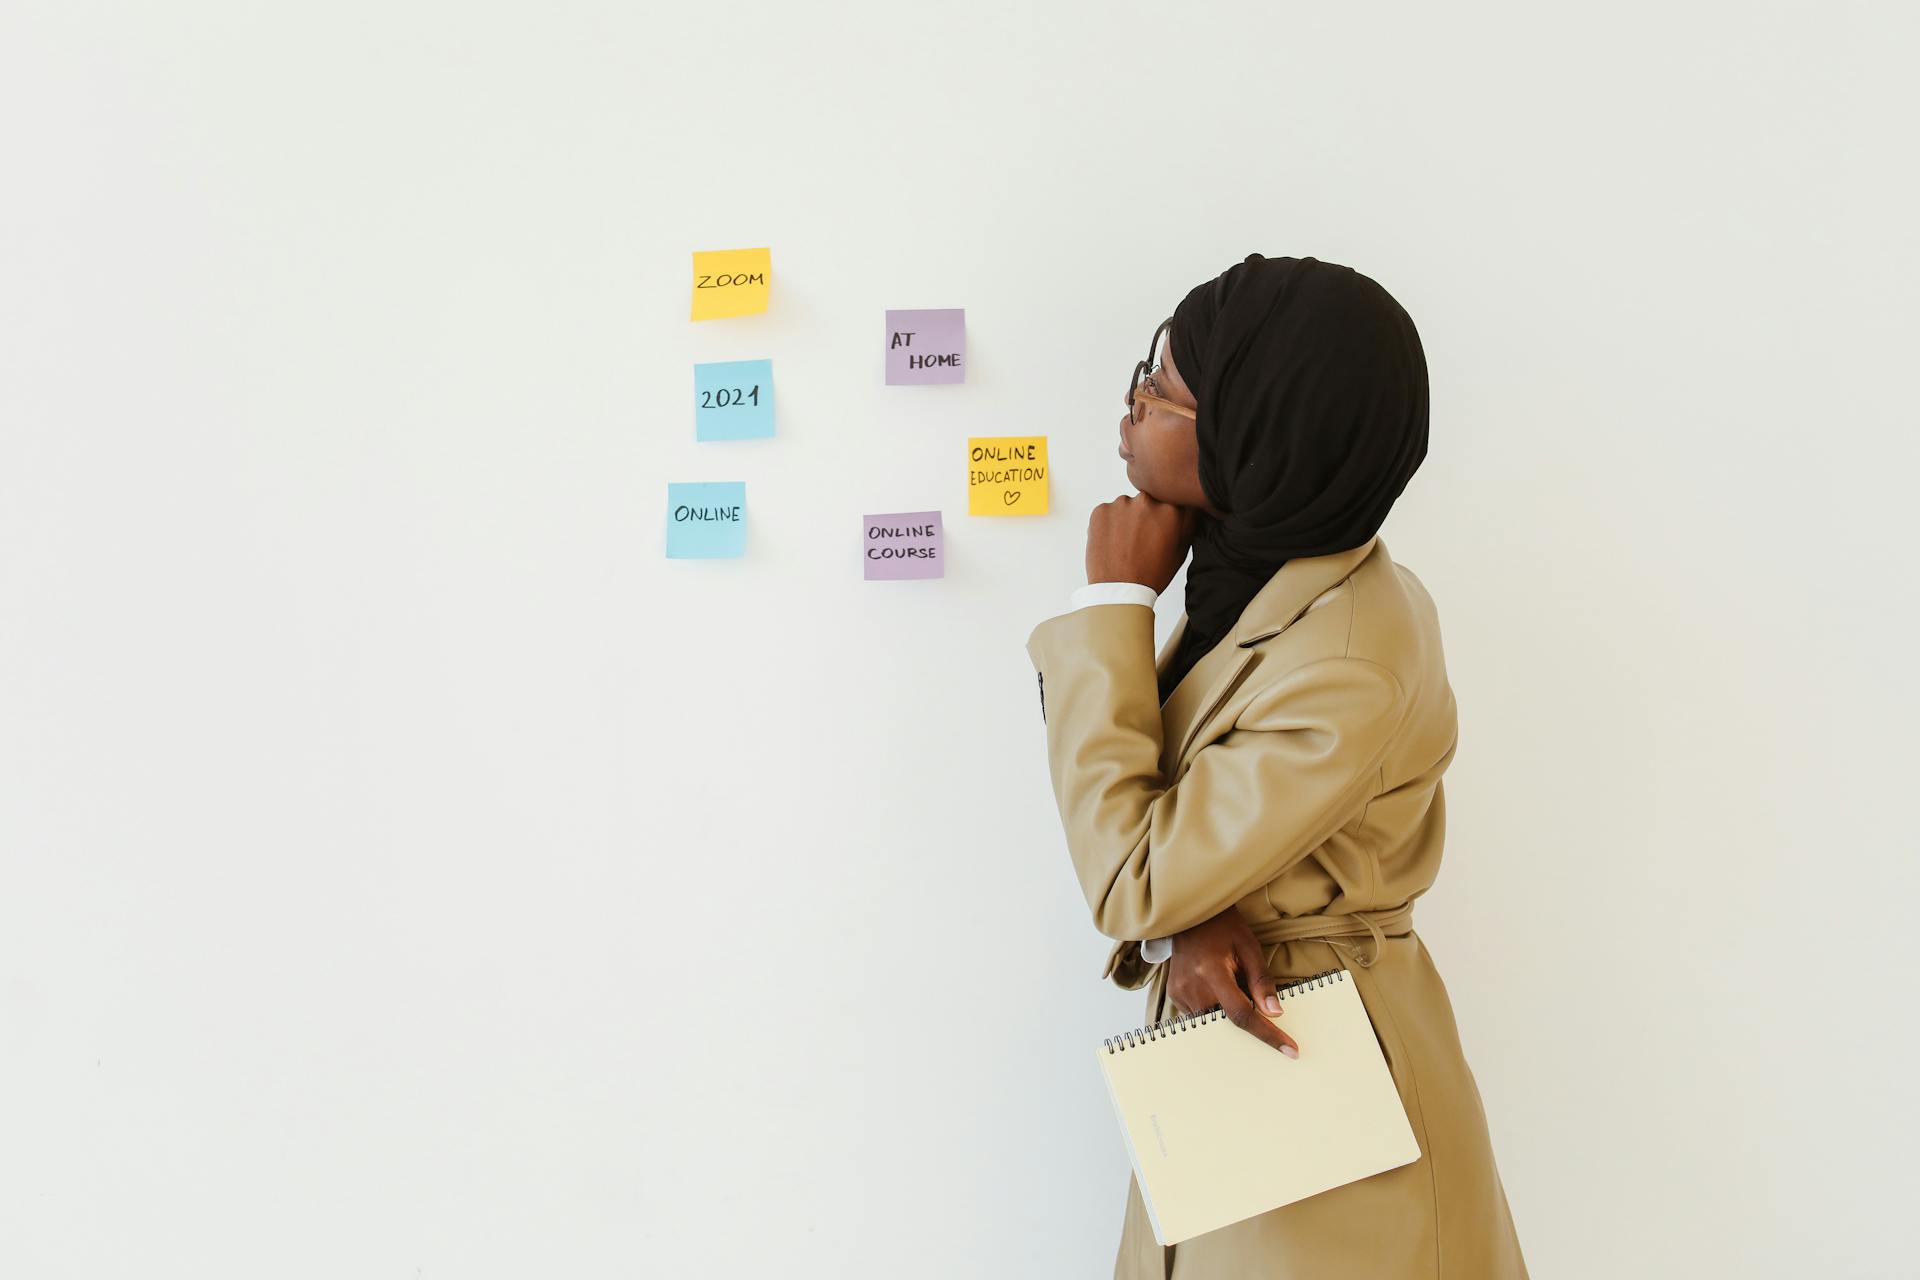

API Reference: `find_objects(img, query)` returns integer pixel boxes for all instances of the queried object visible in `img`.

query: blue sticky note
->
[666,482,747,558]
[694,359,775,441]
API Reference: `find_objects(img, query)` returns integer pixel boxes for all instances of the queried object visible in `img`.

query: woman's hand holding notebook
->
[1095,970,1420,1245]
[1159,907,1300,1059]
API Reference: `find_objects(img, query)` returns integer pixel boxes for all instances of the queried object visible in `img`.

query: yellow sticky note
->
[690,247,771,320]
[968,436,1049,516]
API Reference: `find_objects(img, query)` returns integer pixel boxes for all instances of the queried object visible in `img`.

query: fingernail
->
[1263,994,1281,1014]
[1280,1044,1299,1059]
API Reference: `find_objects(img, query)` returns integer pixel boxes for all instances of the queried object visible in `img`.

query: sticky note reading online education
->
[694,359,774,440]
[886,308,965,384]
[667,482,747,558]
[690,248,771,320]
[863,511,944,580]
[967,437,1048,515]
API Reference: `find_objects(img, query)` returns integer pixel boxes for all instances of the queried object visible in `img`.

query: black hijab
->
[1157,254,1429,705]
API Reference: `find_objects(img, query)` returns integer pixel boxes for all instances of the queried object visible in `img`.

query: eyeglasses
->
[1127,316,1198,426]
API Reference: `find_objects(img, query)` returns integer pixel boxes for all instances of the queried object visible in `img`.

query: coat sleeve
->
[1026,603,1407,944]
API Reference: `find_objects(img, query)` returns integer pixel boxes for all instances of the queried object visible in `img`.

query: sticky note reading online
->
[690,248,771,320]
[967,437,1048,515]
[694,359,775,440]
[885,308,965,384]
[667,482,747,558]
[863,511,944,580]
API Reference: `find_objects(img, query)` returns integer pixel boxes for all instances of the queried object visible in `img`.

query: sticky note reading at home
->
[863,511,945,580]
[694,359,774,440]
[886,308,965,384]
[967,437,1048,515]
[666,482,747,558]
[690,248,771,320]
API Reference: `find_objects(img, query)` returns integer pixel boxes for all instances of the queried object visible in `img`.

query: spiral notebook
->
[1095,968,1421,1245]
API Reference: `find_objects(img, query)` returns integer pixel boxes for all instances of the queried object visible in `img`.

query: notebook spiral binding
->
[1101,968,1347,1054]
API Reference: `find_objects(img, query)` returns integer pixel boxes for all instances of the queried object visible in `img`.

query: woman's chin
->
[1127,472,1170,504]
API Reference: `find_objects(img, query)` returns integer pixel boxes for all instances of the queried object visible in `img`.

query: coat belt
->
[1245,901,1417,969]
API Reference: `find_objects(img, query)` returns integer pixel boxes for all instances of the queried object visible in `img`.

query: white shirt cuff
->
[1139,936,1173,963]
[1070,581,1158,612]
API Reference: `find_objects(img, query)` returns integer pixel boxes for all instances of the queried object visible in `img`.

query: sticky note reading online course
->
[863,511,945,580]
[886,308,965,384]
[691,248,771,320]
[694,359,775,440]
[967,437,1048,515]
[667,482,747,557]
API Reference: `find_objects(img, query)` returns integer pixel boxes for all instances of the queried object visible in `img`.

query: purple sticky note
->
[863,510,945,580]
[885,309,965,385]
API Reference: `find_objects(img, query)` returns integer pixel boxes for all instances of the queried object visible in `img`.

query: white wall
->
[3,3,1916,1276]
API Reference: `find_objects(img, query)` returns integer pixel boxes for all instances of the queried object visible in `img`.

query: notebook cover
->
[1094,971,1420,1245]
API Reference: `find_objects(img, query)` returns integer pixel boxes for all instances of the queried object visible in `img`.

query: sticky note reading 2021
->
[694,359,774,440]
[690,248,771,320]
[967,437,1048,516]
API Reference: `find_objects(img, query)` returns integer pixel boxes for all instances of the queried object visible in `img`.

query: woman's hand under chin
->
[1085,493,1200,593]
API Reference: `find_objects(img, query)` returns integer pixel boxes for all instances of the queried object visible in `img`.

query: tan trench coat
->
[1026,535,1527,1279]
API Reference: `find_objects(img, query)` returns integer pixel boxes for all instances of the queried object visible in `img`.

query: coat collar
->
[1154,535,1385,768]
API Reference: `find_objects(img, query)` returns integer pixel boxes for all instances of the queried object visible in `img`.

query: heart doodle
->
[1003,490,1022,506]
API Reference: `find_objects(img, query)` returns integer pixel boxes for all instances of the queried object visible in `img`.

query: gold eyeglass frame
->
[1128,316,1197,424]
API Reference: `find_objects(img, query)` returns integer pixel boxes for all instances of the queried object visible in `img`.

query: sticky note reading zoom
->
[666,482,747,558]
[886,308,965,384]
[863,511,945,580]
[690,248,771,320]
[967,437,1048,515]
[694,360,774,440]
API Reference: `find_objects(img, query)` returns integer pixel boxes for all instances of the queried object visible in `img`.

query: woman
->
[1025,254,1527,1278]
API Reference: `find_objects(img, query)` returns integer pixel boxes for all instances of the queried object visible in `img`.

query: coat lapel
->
[1155,536,1384,773]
